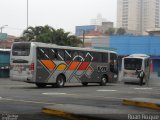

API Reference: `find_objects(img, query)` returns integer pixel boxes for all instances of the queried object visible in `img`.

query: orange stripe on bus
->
[68,62,80,70]
[57,64,67,71]
[41,60,56,71]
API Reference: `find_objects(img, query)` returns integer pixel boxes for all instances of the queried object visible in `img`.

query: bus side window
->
[102,53,108,63]
[72,51,79,61]
[65,50,72,61]
[37,47,49,60]
[84,52,92,62]
[48,49,57,60]
[78,51,84,62]
[92,52,102,63]
[57,49,65,61]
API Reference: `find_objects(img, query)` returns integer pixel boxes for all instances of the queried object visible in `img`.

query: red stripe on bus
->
[78,62,90,70]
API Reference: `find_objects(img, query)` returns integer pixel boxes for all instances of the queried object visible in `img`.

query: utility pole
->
[82,30,85,47]
[0,27,2,33]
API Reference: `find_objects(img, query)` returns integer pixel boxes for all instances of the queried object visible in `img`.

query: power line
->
[5,27,24,31]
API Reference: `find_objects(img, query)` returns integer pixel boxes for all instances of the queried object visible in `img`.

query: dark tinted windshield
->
[124,58,142,70]
[12,43,31,56]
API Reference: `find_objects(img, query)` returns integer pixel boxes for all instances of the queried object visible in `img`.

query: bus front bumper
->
[122,77,140,83]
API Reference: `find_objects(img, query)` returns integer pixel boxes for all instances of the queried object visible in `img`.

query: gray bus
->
[10,42,118,88]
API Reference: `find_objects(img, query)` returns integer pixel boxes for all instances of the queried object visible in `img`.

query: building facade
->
[75,22,113,36]
[0,33,15,49]
[75,25,97,36]
[117,0,160,35]
[97,22,114,34]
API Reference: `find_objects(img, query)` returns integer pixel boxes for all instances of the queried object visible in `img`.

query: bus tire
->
[56,75,65,88]
[100,76,107,86]
[36,83,46,88]
[82,82,88,86]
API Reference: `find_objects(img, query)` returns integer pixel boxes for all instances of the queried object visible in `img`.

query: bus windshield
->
[12,43,31,56]
[124,58,142,70]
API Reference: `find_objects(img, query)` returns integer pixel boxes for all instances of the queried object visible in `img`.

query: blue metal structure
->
[0,49,10,77]
[109,36,160,75]
[75,25,97,36]
[110,36,160,56]
[0,33,7,40]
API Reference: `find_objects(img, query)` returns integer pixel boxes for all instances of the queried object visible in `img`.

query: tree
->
[105,28,115,35]
[116,28,126,35]
[16,25,82,47]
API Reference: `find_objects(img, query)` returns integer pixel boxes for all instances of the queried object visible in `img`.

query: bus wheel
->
[100,76,107,86]
[56,75,65,88]
[36,83,46,88]
[82,82,88,86]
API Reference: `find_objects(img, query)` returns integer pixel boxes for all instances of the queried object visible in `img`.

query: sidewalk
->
[42,104,130,120]
[42,99,160,120]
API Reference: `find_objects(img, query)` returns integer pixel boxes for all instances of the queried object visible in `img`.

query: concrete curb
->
[42,106,104,120]
[42,107,80,120]
[123,98,160,110]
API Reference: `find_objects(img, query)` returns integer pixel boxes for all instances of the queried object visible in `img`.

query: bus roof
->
[0,48,11,52]
[123,54,150,59]
[13,42,117,54]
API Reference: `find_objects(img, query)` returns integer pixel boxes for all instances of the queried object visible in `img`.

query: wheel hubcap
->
[102,78,106,83]
[59,78,64,86]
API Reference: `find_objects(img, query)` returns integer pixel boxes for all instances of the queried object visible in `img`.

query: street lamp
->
[0,25,8,33]
[27,0,28,28]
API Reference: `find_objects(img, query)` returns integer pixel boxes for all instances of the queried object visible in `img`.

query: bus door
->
[109,53,118,82]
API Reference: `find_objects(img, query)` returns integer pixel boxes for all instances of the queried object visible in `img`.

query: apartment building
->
[117,0,160,35]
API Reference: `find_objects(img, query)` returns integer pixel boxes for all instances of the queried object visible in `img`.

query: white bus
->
[121,54,150,84]
[10,42,118,88]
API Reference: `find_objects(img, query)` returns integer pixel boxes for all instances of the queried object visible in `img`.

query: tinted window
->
[84,52,92,62]
[12,43,31,56]
[65,50,72,61]
[102,53,108,63]
[57,49,64,61]
[124,58,142,70]
[37,47,49,60]
[72,51,79,61]
[48,49,57,60]
[92,52,102,62]
[78,51,84,62]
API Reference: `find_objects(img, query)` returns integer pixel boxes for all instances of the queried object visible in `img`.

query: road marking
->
[42,92,67,95]
[0,97,56,105]
[1,85,29,86]
[0,95,125,106]
[134,88,152,90]
[96,89,117,92]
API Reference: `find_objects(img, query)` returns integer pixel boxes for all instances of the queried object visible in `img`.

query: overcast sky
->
[0,0,117,36]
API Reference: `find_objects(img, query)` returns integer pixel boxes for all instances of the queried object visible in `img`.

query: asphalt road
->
[0,78,160,120]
